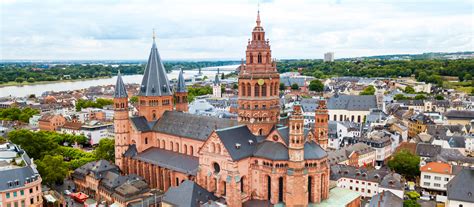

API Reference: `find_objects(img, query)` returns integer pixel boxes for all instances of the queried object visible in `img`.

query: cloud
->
[0,0,472,60]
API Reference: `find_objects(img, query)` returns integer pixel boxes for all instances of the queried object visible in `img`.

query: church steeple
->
[174,68,188,112]
[139,34,172,97]
[176,68,186,93]
[114,70,128,98]
[137,32,174,121]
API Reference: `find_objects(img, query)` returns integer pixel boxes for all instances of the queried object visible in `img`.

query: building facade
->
[114,11,332,207]
[0,143,43,207]
[236,11,280,136]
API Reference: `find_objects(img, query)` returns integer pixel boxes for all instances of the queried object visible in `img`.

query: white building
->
[212,74,221,98]
[327,95,378,124]
[324,52,334,62]
[446,168,474,207]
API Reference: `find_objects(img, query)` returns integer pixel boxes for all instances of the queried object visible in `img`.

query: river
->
[1,65,238,97]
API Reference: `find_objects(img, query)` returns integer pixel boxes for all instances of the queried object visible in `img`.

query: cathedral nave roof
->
[134,147,199,175]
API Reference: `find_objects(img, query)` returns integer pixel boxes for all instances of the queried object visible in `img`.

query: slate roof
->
[368,191,403,207]
[139,38,172,97]
[330,164,389,183]
[328,143,374,165]
[213,73,220,85]
[445,110,474,120]
[0,165,38,191]
[130,116,156,132]
[301,98,318,112]
[114,71,128,98]
[215,125,258,161]
[176,68,187,93]
[304,141,328,160]
[162,180,218,207]
[123,144,138,158]
[327,95,377,111]
[253,141,289,161]
[416,143,442,158]
[134,147,199,175]
[379,173,404,190]
[153,111,237,141]
[447,168,474,203]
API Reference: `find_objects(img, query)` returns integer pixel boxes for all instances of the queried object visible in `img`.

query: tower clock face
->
[257,79,264,85]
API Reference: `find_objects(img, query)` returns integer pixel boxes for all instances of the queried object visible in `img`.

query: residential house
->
[446,168,474,207]
[38,114,66,131]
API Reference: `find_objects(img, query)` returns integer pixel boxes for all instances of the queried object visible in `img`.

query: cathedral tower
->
[286,102,309,206]
[237,11,280,136]
[138,33,173,121]
[175,69,188,112]
[113,71,130,170]
[314,99,328,150]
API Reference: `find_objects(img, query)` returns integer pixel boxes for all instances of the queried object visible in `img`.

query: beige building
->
[0,143,43,207]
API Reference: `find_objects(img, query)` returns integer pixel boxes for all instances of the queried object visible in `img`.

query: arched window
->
[241,176,245,193]
[175,142,179,152]
[258,53,262,63]
[190,146,194,155]
[144,137,148,145]
[183,144,187,154]
[254,84,260,97]
[210,143,215,153]
[262,83,267,97]
[274,83,278,95]
[270,83,273,96]
[161,140,165,149]
[247,83,251,96]
[216,144,221,154]
[249,53,253,64]
[152,110,157,120]
[170,141,174,151]
[242,84,246,96]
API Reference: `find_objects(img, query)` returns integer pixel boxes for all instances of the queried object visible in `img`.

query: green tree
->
[129,96,138,104]
[435,95,444,100]
[464,73,472,82]
[291,83,299,90]
[36,155,68,186]
[360,85,375,95]
[27,77,35,83]
[94,138,115,161]
[394,94,409,100]
[279,83,285,91]
[232,83,238,90]
[403,199,421,207]
[404,86,415,94]
[15,77,25,83]
[387,150,420,180]
[8,130,59,160]
[309,80,324,92]
[221,73,225,80]
[414,94,426,100]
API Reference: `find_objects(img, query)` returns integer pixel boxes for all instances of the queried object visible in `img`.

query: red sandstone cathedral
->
[114,11,330,206]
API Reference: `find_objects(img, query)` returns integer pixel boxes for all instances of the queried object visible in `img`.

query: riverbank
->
[0,76,115,88]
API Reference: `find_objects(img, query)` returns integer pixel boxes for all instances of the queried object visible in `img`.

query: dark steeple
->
[114,70,128,98]
[214,73,220,85]
[176,68,187,93]
[139,32,172,97]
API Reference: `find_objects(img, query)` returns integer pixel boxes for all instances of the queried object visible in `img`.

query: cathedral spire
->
[139,34,172,97]
[114,70,128,98]
[176,68,186,93]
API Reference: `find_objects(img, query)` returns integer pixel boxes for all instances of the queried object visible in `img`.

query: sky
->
[0,0,473,60]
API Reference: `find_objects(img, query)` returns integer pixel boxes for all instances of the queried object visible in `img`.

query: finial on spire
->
[256,6,261,26]
[152,28,156,41]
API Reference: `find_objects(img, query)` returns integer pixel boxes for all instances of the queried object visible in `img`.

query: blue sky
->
[0,0,472,60]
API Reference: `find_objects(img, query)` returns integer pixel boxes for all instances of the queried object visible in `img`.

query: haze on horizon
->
[0,0,473,61]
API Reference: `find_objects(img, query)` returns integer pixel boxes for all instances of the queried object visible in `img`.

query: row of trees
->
[0,61,239,84]
[75,98,114,111]
[278,59,474,86]
[0,107,39,122]
[7,130,115,185]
